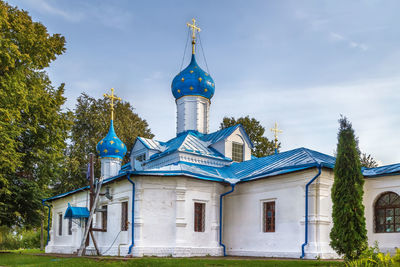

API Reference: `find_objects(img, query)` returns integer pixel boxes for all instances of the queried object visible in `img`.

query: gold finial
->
[270,122,283,152]
[187,18,201,55]
[103,88,121,120]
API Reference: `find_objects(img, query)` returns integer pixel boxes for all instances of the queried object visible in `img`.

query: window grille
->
[194,202,205,232]
[232,142,244,162]
[263,201,275,232]
[121,201,128,231]
[375,192,400,233]
[58,214,63,236]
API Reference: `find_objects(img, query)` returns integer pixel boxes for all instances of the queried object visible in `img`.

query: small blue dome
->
[171,54,215,100]
[96,120,127,160]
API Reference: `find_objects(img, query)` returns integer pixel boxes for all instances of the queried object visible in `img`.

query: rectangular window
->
[101,205,108,232]
[68,218,72,235]
[263,201,275,232]
[194,202,205,232]
[232,142,244,162]
[121,201,128,231]
[136,154,145,162]
[58,214,63,236]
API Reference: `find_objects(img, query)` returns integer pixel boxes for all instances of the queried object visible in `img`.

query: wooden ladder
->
[77,176,103,256]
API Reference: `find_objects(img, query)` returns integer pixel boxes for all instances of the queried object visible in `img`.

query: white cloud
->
[329,32,345,41]
[330,31,368,51]
[212,76,400,165]
[18,0,133,30]
[23,0,84,22]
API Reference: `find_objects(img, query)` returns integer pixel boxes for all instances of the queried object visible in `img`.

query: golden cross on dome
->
[103,88,121,120]
[187,18,201,54]
[270,122,283,151]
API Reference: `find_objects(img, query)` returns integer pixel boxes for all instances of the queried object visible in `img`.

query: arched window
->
[375,192,400,233]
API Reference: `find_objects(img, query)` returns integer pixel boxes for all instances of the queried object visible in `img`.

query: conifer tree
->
[330,116,367,259]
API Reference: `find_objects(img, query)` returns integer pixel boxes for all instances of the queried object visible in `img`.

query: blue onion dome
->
[171,54,215,100]
[96,120,127,160]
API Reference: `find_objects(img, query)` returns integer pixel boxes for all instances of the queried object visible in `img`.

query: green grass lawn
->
[0,252,344,267]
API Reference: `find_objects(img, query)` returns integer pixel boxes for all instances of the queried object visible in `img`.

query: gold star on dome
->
[194,66,197,69]
[121,144,124,148]
[189,86,194,90]
[115,149,119,153]
[205,73,208,76]
[198,77,202,82]
[100,140,103,145]
[113,136,117,139]
[177,89,181,93]
[204,88,208,92]
[103,149,108,153]
[110,140,114,145]
[181,77,185,82]
[190,70,194,73]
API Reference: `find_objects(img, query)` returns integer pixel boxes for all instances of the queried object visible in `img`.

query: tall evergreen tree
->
[54,93,153,193]
[0,1,70,227]
[330,116,367,259]
[220,116,277,157]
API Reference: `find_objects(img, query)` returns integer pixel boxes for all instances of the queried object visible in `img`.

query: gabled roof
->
[148,131,230,162]
[136,137,165,151]
[138,124,253,164]
[43,146,400,203]
[141,147,335,183]
[200,124,254,148]
[232,147,335,182]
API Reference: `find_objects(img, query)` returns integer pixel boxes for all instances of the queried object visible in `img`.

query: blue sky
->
[7,0,400,165]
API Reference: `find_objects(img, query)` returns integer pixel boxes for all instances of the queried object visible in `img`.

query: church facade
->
[43,20,400,259]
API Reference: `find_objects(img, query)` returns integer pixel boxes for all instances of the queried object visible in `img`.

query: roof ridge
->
[301,147,318,164]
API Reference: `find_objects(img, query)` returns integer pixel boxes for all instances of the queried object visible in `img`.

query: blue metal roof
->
[136,137,165,151]
[363,163,400,178]
[64,203,89,219]
[43,146,400,202]
[143,124,253,163]
[232,147,336,182]
[148,131,230,162]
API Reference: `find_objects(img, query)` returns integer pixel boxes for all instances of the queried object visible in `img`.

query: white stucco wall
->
[222,168,337,259]
[101,158,122,178]
[45,175,224,257]
[132,176,224,257]
[176,96,210,134]
[46,178,134,256]
[364,175,400,253]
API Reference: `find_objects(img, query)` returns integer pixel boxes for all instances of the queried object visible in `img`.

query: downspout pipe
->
[126,174,135,255]
[42,200,51,246]
[219,184,235,257]
[300,165,322,259]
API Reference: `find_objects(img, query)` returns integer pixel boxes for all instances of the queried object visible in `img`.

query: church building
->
[43,19,400,259]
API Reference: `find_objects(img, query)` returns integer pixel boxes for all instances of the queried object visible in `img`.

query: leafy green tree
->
[220,116,277,157]
[0,1,70,227]
[55,93,154,193]
[360,153,378,168]
[330,116,367,259]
